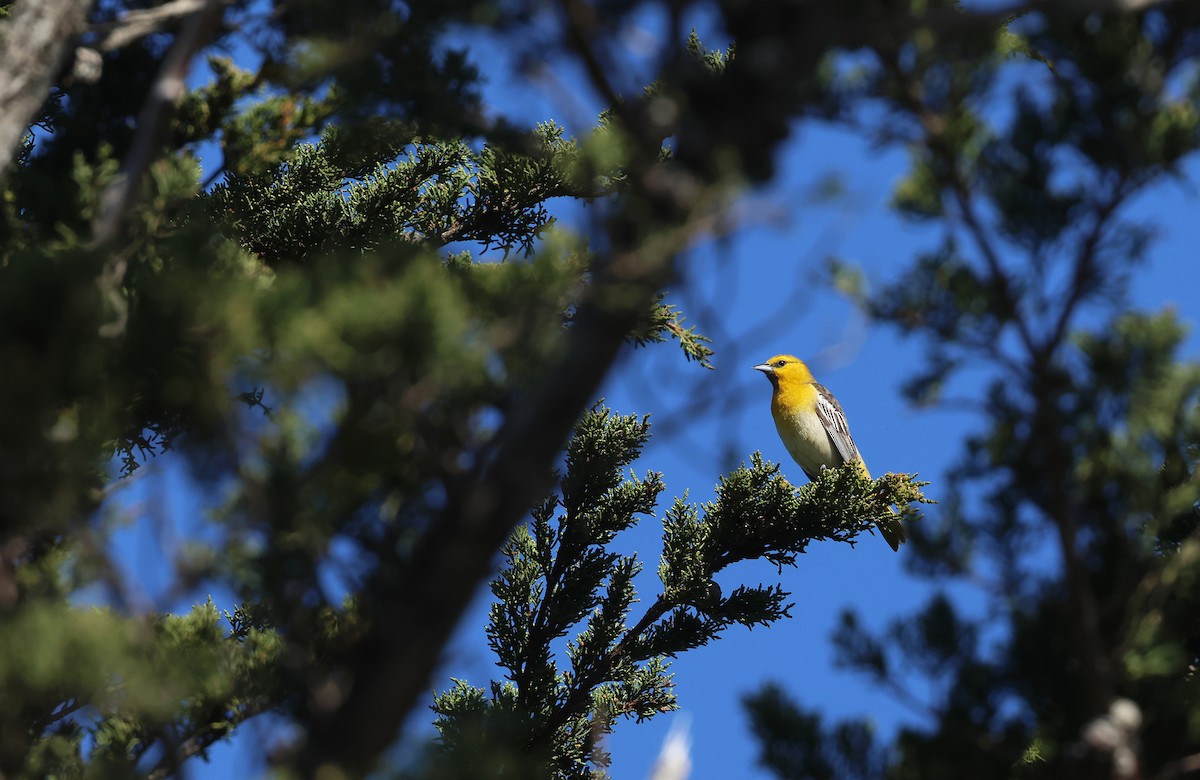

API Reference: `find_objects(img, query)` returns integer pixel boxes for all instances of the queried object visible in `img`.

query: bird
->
[754,354,905,551]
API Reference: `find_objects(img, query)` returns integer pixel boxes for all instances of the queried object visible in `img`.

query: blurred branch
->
[0,0,93,182]
[949,180,1037,355]
[92,0,225,341]
[1152,750,1200,780]
[294,4,719,769]
[28,699,84,735]
[558,0,627,114]
[90,0,218,52]
[1051,0,1167,10]
[922,0,1173,33]
[146,710,262,780]
[92,0,226,250]
[879,45,1039,360]
[299,170,710,773]
[1042,187,1128,358]
[1029,210,1129,719]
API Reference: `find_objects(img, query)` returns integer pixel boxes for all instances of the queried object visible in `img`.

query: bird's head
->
[753,354,815,388]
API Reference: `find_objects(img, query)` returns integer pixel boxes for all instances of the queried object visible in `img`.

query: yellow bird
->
[754,354,905,551]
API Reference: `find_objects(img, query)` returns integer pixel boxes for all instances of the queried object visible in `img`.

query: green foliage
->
[174,57,339,179]
[628,296,715,368]
[686,29,732,74]
[208,121,590,263]
[0,600,284,778]
[430,407,926,778]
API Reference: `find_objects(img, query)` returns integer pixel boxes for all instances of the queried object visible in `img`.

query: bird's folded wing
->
[813,383,860,465]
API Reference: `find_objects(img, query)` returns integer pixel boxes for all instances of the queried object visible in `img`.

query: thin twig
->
[1042,185,1128,357]
[145,700,271,780]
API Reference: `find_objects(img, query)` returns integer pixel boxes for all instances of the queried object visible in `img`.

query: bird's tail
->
[856,459,906,552]
[877,509,906,552]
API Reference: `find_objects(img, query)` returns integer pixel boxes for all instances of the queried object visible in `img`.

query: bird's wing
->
[813,383,860,465]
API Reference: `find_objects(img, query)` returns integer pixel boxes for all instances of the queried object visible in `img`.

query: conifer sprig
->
[433,406,928,777]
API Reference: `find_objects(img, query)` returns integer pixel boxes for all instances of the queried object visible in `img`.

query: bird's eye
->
[774,360,786,368]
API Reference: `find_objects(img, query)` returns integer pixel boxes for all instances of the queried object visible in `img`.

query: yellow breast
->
[770,382,839,476]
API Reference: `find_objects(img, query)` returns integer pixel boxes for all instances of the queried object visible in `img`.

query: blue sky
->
[102,8,1200,778]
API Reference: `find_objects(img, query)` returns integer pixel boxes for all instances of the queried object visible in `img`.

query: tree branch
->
[0,0,93,182]
[531,595,674,746]
[1041,185,1129,358]
[91,0,214,53]
[293,9,714,771]
[296,176,697,774]
[145,701,270,780]
[1151,751,1200,780]
[91,0,226,341]
[92,0,227,249]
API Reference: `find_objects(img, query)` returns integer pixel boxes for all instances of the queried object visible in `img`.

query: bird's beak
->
[753,363,774,375]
